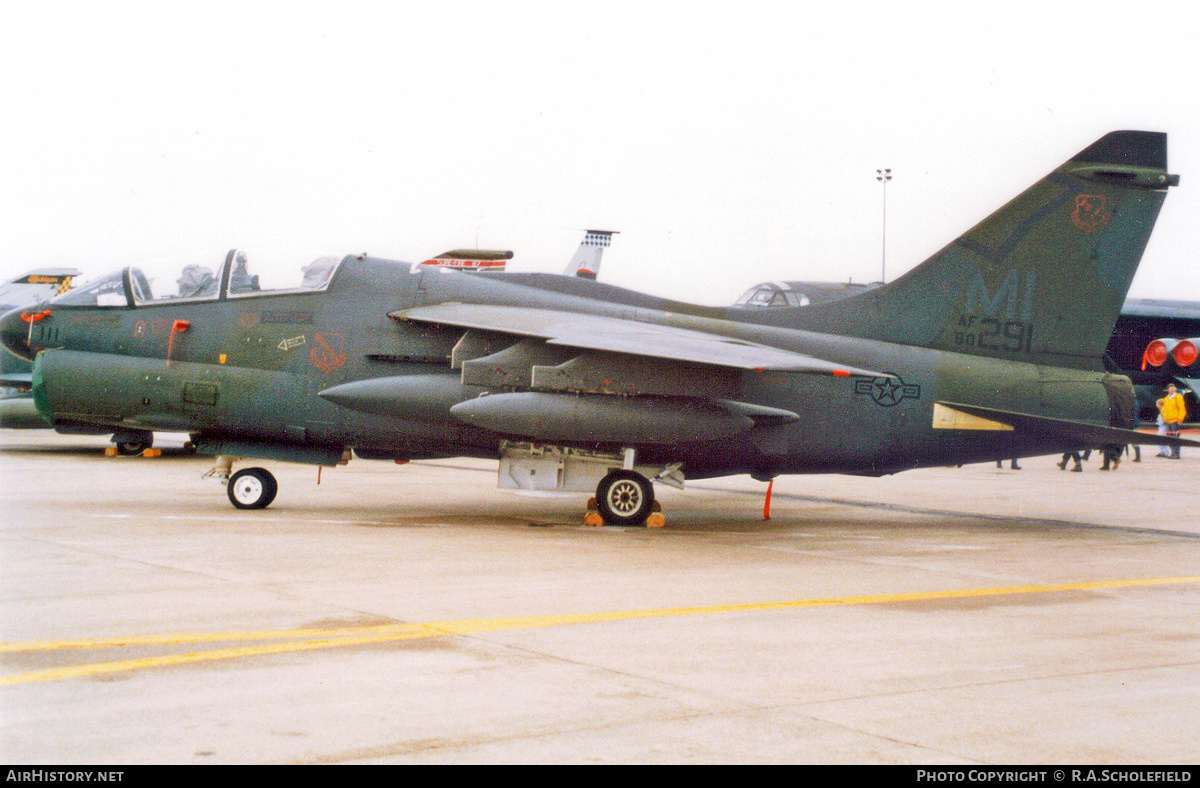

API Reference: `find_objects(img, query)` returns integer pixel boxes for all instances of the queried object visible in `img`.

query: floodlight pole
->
[876,168,892,283]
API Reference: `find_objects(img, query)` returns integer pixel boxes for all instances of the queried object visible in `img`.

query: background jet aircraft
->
[562,230,617,280]
[0,268,79,308]
[2,131,1194,524]
[419,230,617,278]
[419,249,514,272]
[1109,298,1200,419]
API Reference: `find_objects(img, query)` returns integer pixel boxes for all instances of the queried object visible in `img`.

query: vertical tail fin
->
[563,230,617,280]
[791,131,1179,370]
[420,249,513,272]
[0,268,80,309]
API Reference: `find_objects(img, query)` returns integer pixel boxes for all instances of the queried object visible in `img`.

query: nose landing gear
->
[227,467,278,509]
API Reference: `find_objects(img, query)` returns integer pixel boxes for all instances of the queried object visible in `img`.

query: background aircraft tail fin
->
[420,249,512,272]
[789,131,1178,370]
[0,268,80,309]
[563,230,617,279]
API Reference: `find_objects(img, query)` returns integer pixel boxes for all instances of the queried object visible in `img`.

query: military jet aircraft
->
[1110,298,1199,419]
[562,230,617,280]
[419,248,514,272]
[2,131,1195,524]
[419,229,618,279]
[0,235,605,443]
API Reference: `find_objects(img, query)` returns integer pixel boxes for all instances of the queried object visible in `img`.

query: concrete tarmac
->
[1,431,1198,764]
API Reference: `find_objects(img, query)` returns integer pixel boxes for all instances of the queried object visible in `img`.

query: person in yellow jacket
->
[1160,384,1188,459]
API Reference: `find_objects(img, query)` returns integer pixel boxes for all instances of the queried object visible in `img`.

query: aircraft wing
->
[393,302,887,377]
[1120,298,1200,321]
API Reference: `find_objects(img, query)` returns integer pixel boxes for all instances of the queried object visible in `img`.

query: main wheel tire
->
[596,470,654,526]
[227,467,278,509]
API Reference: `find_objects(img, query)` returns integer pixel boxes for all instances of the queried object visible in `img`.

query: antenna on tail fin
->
[563,230,618,280]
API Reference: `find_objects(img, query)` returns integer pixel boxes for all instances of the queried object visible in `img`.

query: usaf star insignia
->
[855,374,921,407]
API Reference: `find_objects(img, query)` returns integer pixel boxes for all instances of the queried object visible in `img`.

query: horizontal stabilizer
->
[394,303,888,377]
[936,401,1200,448]
[1175,377,1200,398]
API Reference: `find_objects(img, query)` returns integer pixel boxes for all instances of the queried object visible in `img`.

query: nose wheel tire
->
[596,470,654,526]
[227,467,278,509]
[113,432,154,456]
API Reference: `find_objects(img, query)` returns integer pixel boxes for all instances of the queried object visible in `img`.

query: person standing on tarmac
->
[1155,406,1171,458]
[1160,384,1188,460]
[1058,451,1083,472]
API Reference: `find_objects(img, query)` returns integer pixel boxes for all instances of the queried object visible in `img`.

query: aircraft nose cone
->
[0,306,36,361]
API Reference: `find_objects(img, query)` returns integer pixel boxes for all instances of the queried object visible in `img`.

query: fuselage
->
[2,253,1122,479]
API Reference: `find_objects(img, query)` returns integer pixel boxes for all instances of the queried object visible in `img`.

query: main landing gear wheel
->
[227,467,278,509]
[113,433,153,456]
[596,470,654,526]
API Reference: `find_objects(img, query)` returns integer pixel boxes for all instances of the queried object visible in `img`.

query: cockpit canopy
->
[733,282,811,308]
[53,249,345,308]
[733,280,883,309]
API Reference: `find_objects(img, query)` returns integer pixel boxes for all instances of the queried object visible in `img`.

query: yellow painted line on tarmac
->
[0,624,437,653]
[2,575,1198,687]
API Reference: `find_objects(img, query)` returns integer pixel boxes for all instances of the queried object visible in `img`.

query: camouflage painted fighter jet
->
[2,131,1195,523]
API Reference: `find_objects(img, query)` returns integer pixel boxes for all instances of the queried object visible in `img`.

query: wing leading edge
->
[392,303,886,378]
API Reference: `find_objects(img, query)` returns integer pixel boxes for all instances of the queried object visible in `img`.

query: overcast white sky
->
[3,0,1197,304]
